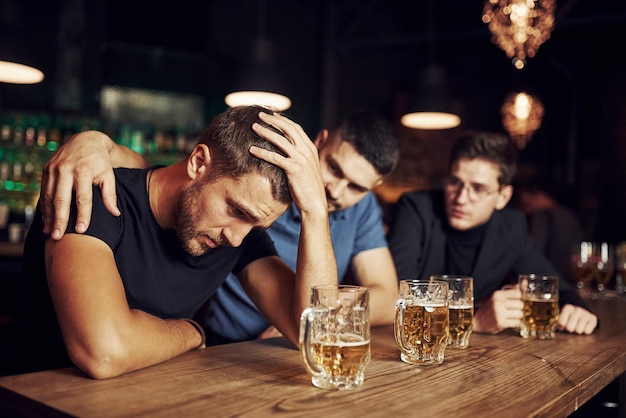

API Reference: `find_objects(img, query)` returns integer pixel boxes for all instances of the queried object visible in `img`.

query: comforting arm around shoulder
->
[42,130,148,240]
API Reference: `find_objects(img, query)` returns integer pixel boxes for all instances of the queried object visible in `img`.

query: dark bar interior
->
[1,0,625,414]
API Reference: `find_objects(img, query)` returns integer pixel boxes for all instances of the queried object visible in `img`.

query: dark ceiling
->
[2,0,626,240]
[2,0,626,162]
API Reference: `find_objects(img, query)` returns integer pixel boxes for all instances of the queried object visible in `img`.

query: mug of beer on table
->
[299,285,370,390]
[394,279,449,365]
[432,275,474,349]
[518,274,559,339]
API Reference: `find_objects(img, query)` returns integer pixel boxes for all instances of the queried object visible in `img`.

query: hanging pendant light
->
[501,91,544,148]
[224,0,291,111]
[401,64,461,130]
[0,60,44,84]
[224,38,291,111]
[0,33,46,84]
[401,0,461,130]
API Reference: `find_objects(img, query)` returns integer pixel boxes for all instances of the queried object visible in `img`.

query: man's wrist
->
[181,318,206,349]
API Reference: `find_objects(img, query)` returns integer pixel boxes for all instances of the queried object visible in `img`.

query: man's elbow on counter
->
[66,336,131,380]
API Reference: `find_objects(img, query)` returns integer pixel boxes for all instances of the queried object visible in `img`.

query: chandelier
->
[482,0,556,69]
[501,92,544,148]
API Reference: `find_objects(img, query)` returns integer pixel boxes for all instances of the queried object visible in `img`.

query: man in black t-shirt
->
[18,106,338,379]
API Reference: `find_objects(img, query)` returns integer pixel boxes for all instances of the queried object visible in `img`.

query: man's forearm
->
[94,131,148,168]
[110,142,148,168]
[41,130,148,239]
[69,130,148,168]
[293,212,338,324]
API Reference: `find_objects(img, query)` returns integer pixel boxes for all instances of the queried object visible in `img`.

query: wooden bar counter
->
[0,297,625,417]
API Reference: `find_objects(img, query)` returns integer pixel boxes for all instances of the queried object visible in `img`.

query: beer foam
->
[315,333,369,346]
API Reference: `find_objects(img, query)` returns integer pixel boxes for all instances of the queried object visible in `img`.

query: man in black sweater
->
[387,131,597,335]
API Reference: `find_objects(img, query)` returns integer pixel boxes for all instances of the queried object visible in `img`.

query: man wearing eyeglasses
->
[387,131,598,335]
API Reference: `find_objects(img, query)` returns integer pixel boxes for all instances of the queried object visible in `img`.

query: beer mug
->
[432,275,474,349]
[299,285,370,390]
[394,279,449,365]
[519,274,560,339]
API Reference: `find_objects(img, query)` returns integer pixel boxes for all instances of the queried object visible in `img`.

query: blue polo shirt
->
[200,192,388,345]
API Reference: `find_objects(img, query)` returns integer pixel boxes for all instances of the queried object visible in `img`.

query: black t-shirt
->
[16,167,277,373]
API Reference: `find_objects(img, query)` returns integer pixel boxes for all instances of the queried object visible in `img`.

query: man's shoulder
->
[110,168,151,201]
[400,188,441,202]
[497,205,527,221]
[493,205,530,233]
[113,167,146,182]
[397,189,443,213]
[85,168,150,245]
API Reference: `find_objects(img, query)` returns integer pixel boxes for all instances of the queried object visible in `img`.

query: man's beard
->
[175,181,226,256]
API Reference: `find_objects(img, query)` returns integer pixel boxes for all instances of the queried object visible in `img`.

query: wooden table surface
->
[1,297,625,418]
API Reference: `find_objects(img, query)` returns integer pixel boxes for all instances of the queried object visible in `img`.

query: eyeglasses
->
[443,177,501,202]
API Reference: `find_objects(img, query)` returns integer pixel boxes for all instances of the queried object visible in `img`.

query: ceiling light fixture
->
[482,0,556,70]
[401,64,461,130]
[0,60,44,84]
[401,0,461,130]
[501,91,544,148]
[224,0,291,111]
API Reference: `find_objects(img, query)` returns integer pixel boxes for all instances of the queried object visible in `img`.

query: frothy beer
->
[299,284,371,390]
[309,333,371,387]
[520,298,559,339]
[448,304,473,348]
[395,302,449,365]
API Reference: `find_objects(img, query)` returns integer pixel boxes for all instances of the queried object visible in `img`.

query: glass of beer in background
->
[518,274,559,339]
[299,285,370,390]
[592,242,615,299]
[394,279,449,365]
[432,275,474,349]
[571,241,595,296]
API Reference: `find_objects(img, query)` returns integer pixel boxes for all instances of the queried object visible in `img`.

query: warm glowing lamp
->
[401,64,461,130]
[225,91,291,111]
[224,0,291,111]
[501,91,544,148]
[482,0,556,69]
[0,60,44,84]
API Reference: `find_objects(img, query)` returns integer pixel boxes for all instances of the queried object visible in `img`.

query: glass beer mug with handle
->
[299,285,370,390]
[519,274,559,339]
[394,279,449,365]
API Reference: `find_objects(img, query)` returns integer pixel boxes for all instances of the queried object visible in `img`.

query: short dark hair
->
[334,110,399,176]
[449,131,517,185]
[196,105,292,204]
